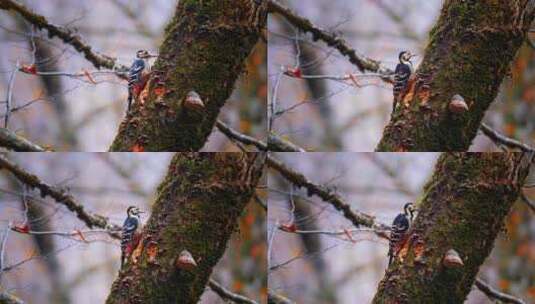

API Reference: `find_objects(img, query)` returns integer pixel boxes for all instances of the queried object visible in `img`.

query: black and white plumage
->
[388,202,415,266]
[392,51,416,113]
[127,50,153,112]
[121,206,143,268]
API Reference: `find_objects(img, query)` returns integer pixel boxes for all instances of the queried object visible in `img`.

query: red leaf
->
[20,64,37,75]
[279,223,297,233]
[285,67,302,78]
[12,223,29,233]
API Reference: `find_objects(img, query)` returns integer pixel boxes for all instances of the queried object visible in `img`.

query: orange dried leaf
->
[147,242,158,263]
[73,229,88,243]
[343,228,356,243]
[82,69,97,84]
[132,144,145,152]
[154,86,166,97]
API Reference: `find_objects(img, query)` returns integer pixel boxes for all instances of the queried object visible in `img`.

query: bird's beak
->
[410,54,418,59]
[148,54,158,58]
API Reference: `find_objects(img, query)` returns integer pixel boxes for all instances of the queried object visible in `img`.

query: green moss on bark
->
[376,0,535,151]
[372,153,532,304]
[109,0,266,151]
[105,153,265,304]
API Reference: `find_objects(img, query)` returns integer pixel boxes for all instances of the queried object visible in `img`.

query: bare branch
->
[0,0,128,76]
[267,135,305,152]
[0,128,45,152]
[0,155,120,236]
[215,120,267,151]
[268,290,295,304]
[0,292,24,304]
[267,0,393,80]
[475,278,526,304]
[266,155,384,230]
[208,279,259,304]
[480,123,534,152]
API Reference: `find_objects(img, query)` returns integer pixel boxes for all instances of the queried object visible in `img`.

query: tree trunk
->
[106,152,265,304]
[109,0,266,151]
[376,0,535,151]
[372,153,533,303]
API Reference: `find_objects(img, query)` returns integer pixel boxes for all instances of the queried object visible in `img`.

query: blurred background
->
[0,153,267,303]
[267,153,535,303]
[268,0,535,151]
[0,0,267,151]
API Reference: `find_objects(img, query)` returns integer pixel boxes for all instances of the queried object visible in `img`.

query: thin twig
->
[475,278,526,304]
[0,225,10,281]
[480,123,534,152]
[208,279,259,304]
[5,64,17,128]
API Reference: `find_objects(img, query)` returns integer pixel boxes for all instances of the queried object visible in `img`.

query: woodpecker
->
[388,202,415,266]
[127,50,155,112]
[392,51,416,113]
[121,206,143,268]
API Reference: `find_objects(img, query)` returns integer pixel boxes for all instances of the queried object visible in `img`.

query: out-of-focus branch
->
[520,192,535,213]
[475,278,526,304]
[208,279,258,304]
[267,134,305,152]
[216,120,267,151]
[267,0,393,80]
[0,155,120,235]
[0,292,24,304]
[0,128,45,152]
[0,0,128,76]
[268,291,295,304]
[266,155,384,230]
[480,123,534,152]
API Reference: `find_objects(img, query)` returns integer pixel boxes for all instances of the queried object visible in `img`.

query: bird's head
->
[136,50,152,59]
[399,51,416,64]
[404,202,415,217]
[127,206,144,217]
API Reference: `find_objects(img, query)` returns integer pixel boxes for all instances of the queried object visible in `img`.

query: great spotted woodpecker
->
[392,51,416,113]
[388,202,415,266]
[127,50,156,112]
[121,206,143,268]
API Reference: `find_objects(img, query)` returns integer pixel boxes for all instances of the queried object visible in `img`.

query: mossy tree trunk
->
[106,153,265,304]
[109,0,266,151]
[372,153,533,303]
[376,0,535,151]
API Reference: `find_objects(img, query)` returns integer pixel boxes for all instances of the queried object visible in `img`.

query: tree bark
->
[109,0,266,151]
[106,152,265,304]
[372,153,533,303]
[376,0,535,151]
